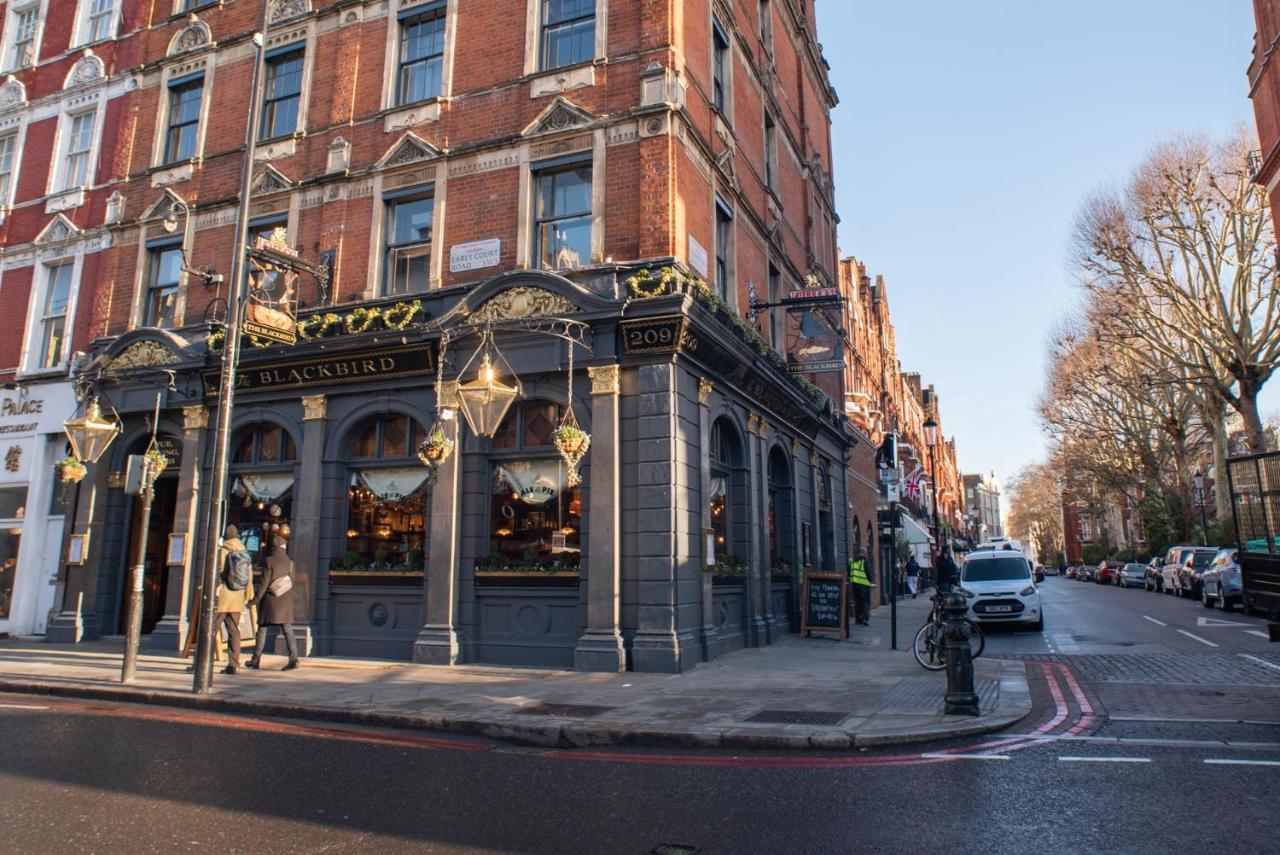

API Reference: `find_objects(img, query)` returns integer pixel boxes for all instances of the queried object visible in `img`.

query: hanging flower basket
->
[416,425,455,467]
[54,455,87,485]
[552,410,590,488]
[144,446,169,478]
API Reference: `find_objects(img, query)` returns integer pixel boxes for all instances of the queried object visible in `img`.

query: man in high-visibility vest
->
[848,546,873,626]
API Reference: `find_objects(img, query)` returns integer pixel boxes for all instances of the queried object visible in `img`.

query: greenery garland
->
[344,306,380,335]
[381,300,421,330]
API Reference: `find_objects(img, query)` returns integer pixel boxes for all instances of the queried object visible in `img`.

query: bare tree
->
[1074,129,1279,452]
[1005,461,1065,566]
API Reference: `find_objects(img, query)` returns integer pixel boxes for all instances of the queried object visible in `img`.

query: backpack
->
[223,549,252,591]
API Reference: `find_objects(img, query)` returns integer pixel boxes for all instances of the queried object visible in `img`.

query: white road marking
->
[1058,756,1151,763]
[1197,617,1255,627]
[920,753,1010,761]
[1142,616,1167,626]
[1246,630,1271,639]
[1241,654,1280,672]
[1204,759,1280,767]
[1176,629,1219,647]
[0,703,49,710]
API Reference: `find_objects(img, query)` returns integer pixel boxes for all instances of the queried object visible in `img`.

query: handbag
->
[268,573,293,597]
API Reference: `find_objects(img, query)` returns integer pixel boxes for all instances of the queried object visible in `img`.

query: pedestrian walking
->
[847,547,873,626]
[215,525,254,675]
[935,548,960,594]
[906,555,920,598]
[248,536,300,671]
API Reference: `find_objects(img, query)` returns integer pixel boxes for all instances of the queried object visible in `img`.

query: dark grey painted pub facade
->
[49,265,854,672]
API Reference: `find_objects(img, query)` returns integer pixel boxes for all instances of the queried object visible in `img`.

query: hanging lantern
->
[62,397,121,464]
[456,332,520,439]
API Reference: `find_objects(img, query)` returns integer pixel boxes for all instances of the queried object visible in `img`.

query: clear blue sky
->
[822,1,1270,485]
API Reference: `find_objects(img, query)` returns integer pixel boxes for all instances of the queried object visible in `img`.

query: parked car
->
[958,550,1044,631]
[1064,565,1077,579]
[1044,564,1061,576]
[1144,557,1165,592]
[1095,563,1117,584]
[1160,546,1218,596]
[1198,549,1242,609]
[1077,565,1096,582]
[1117,562,1146,589]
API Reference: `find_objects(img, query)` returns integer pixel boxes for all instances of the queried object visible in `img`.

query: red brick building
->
[1250,0,1280,212]
[33,0,854,672]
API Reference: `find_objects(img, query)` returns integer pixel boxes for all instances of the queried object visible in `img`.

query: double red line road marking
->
[0,661,1092,770]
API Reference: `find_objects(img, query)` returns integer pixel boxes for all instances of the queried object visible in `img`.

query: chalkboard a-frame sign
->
[801,571,848,640]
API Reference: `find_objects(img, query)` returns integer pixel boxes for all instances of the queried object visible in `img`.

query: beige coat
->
[215,537,255,614]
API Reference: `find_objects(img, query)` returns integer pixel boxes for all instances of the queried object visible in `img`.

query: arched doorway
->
[817,461,834,571]
[118,433,181,635]
[768,445,797,628]
[709,417,749,651]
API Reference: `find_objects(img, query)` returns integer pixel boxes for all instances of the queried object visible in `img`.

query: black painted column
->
[415,383,461,665]
[150,405,208,651]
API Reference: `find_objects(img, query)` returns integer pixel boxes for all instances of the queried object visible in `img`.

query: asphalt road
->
[4,579,1280,855]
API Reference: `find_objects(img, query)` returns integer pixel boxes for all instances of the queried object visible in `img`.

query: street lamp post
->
[1194,470,1210,547]
[923,416,942,564]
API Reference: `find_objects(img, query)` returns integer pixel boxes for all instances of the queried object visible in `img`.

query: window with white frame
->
[383,192,433,295]
[59,112,96,192]
[397,5,445,106]
[8,6,38,71]
[79,0,115,45]
[145,243,182,329]
[540,0,594,71]
[163,75,203,164]
[533,159,591,270]
[0,134,17,208]
[36,263,74,370]
[714,197,733,301]
[260,48,304,141]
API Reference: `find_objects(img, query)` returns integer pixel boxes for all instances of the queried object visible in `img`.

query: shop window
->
[533,160,591,270]
[341,415,428,575]
[0,486,26,620]
[397,5,446,106]
[229,425,296,561]
[540,0,595,71]
[482,402,580,575]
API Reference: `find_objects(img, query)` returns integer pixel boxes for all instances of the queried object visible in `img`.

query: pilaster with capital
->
[150,405,211,651]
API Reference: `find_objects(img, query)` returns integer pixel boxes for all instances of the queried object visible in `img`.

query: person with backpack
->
[247,536,300,671]
[216,525,255,675]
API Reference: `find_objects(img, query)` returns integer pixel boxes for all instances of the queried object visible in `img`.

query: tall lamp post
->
[923,416,942,561]
[1194,470,1210,546]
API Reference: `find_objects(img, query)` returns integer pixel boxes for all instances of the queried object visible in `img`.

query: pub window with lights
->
[340,415,428,575]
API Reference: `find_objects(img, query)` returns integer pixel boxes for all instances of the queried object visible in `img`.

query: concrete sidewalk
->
[0,596,1030,750]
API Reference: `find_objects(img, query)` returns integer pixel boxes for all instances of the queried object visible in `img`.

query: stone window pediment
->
[376,132,441,170]
[521,96,596,139]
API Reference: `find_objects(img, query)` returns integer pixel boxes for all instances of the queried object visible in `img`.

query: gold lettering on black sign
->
[204,347,435,397]
[621,318,688,355]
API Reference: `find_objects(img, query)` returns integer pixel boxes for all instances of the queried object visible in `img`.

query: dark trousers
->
[252,623,299,663]
[851,584,871,625]
[219,612,241,667]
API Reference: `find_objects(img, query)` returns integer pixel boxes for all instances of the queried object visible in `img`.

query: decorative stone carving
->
[697,377,713,406]
[105,341,180,373]
[251,165,293,196]
[182,405,209,431]
[746,412,760,435]
[376,132,440,170]
[105,191,126,224]
[326,137,350,174]
[0,75,27,111]
[790,437,800,456]
[522,97,595,138]
[64,52,105,89]
[301,394,327,421]
[269,0,311,25]
[169,17,213,57]
[34,215,79,245]
[468,287,577,323]
[107,471,126,489]
[757,418,769,438]
[587,365,620,396]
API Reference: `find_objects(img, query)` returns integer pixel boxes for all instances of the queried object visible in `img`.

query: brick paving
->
[999,652,1280,686]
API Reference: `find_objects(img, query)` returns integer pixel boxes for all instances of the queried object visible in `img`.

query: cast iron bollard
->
[943,591,980,716]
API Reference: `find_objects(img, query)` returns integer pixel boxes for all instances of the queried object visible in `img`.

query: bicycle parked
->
[912,589,985,671]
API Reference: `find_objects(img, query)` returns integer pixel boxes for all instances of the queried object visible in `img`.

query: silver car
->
[1200,548,1242,611]
[1117,562,1146,589]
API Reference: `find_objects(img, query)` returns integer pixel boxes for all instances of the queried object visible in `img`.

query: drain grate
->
[515,702,615,718]
[742,709,850,726]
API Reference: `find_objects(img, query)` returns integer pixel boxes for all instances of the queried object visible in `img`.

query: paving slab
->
[0,595,1031,751]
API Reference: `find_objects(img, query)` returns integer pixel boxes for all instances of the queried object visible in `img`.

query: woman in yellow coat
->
[216,525,254,674]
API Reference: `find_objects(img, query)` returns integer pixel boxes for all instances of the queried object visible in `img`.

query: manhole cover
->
[515,702,615,718]
[743,709,850,726]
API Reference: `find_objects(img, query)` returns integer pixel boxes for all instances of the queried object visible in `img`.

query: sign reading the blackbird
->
[204,345,436,397]
[801,571,847,639]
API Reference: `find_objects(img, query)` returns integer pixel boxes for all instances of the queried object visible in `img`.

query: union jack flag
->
[903,464,925,502]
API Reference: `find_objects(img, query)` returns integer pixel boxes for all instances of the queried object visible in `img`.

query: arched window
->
[341,414,428,574]
[709,418,746,577]
[817,460,834,571]
[483,401,581,575]
[767,445,795,578]
[229,423,297,560]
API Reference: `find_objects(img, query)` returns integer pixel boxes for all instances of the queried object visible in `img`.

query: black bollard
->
[943,591,980,716]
